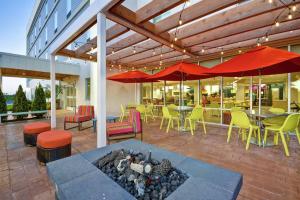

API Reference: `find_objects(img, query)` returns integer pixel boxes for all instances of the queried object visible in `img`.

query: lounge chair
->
[64,105,94,131]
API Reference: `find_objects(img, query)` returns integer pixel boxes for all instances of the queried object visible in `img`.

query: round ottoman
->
[23,122,51,146]
[37,130,72,164]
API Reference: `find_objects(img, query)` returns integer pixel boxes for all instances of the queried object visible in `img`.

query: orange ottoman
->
[23,122,51,146]
[37,130,72,164]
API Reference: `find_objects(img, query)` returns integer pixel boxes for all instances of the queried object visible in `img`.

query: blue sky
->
[0,0,35,94]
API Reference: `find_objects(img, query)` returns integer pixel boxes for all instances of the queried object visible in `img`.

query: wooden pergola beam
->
[135,0,186,24]
[57,49,96,62]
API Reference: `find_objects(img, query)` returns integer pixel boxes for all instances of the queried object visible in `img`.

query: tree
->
[13,85,29,119]
[32,84,47,118]
[45,88,51,102]
[0,89,7,121]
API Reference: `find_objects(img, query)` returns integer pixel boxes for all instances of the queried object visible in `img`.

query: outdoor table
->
[172,106,193,132]
[153,104,163,116]
[245,111,288,147]
[93,116,119,132]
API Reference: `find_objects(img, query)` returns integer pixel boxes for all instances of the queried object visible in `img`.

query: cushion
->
[107,124,134,136]
[23,122,51,135]
[37,130,72,149]
[64,114,92,123]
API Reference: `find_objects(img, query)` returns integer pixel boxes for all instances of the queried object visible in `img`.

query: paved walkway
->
[0,113,299,200]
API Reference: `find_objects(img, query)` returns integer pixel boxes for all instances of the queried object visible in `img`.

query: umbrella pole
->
[135,83,137,104]
[198,80,201,106]
[164,80,166,106]
[258,75,261,117]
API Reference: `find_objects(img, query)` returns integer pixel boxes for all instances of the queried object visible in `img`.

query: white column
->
[96,12,107,148]
[288,44,291,113]
[50,55,56,128]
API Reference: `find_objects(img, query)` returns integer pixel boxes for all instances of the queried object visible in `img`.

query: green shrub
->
[32,84,47,118]
[0,89,7,121]
[13,85,29,119]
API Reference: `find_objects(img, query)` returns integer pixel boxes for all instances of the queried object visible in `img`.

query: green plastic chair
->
[145,103,155,120]
[160,106,180,133]
[264,113,300,156]
[167,104,179,117]
[136,105,148,122]
[184,106,206,135]
[262,107,286,126]
[120,104,129,122]
[227,110,261,150]
[269,107,285,115]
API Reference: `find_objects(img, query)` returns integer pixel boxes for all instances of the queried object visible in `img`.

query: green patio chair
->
[160,106,180,133]
[184,106,206,135]
[227,110,261,150]
[264,113,300,156]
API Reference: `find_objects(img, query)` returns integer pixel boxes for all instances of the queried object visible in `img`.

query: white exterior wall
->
[76,62,91,107]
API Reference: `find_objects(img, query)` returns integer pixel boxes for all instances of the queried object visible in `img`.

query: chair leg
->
[160,118,164,129]
[246,127,253,150]
[78,122,81,131]
[296,128,300,145]
[280,131,290,156]
[184,118,187,129]
[189,119,194,135]
[227,121,233,143]
[274,133,279,145]
[264,129,268,144]
[257,128,261,147]
[177,119,180,131]
[166,119,171,133]
[202,120,207,134]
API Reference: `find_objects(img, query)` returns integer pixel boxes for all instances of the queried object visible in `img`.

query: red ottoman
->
[23,122,51,146]
[37,130,72,164]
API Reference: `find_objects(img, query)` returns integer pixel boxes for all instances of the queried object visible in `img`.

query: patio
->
[0,111,299,200]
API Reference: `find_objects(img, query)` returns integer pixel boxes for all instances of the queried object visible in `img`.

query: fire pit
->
[96,149,188,199]
[47,140,243,200]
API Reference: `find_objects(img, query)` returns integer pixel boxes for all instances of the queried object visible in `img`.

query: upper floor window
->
[66,0,71,18]
[54,11,58,33]
[45,27,48,44]
[45,1,48,17]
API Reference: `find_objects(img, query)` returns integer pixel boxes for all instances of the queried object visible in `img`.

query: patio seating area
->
[0,110,300,200]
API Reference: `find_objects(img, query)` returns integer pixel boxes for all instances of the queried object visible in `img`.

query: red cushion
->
[107,124,134,136]
[23,122,51,135]
[37,130,72,148]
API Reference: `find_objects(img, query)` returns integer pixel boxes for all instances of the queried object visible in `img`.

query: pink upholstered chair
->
[64,105,94,131]
[106,109,142,143]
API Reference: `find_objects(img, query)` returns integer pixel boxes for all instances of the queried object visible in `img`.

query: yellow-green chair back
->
[269,107,285,115]
[281,113,300,132]
[231,111,251,129]
[167,104,178,116]
[162,106,171,118]
[189,107,204,120]
[230,107,243,112]
[136,104,146,113]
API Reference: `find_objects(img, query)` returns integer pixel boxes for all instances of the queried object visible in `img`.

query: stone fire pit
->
[47,140,243,200]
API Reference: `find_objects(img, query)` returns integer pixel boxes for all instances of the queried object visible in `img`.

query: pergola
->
[48,0,300,147]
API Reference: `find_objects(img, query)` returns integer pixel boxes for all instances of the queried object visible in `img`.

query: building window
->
[45,1,48,18]
[85,78,91,100]
[66,0,71,19]
[35,27,37,38]
[45,52,48,59]
[34,45,37,57]
[45,27,48,44]
[39,38,41,52]
[54,11,58,33]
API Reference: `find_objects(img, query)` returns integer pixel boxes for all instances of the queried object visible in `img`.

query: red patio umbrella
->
[148,62,211,81]
[208,46,300,77]
[107,70,154,83]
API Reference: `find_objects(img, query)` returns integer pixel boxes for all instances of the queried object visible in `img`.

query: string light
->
[201,48,205,53]
[221,51,224,55]
[257,42,261,46]
[152,50,156,55]
[265,35,269,41]
[160,54,163,58]
[179,19,183,25]
[89,55,93,59]
[112,50,115,54]
[268,0,273,3]
[133,47,136,54]
[171,43,174,48]
[111,64,114,67]
[186,0,191,6]
[288,10,293,19]
[160,61,163,66]
[183,49,186,53]
[292,5,297,12]
[238,50,242,54]
[275,21,280,27]
[91,47,94,51]
[174,37,178,42]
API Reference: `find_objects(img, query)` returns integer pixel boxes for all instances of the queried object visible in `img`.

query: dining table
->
[245,111,289,147]
[172,106,193,132]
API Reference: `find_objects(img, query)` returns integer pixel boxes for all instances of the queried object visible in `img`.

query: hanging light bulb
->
[171,43,174,48]
[91,47,94,51]
[292,5,297,12]
[160,61,162,66]
[183,49,186,53]
[221,51,224,55]
[265,35,269,41]
[109,68,112,71]
[268,0,273,3]
[174,37,178,42]
[118,64,121,67]
[238,50,242,54]
[133,47,136,54]
[257,42,261,46]
[186,0,191,6]
[112,50,115,54]
[201,48,205,53]
[179,19,183,25]
[152,50,156,55]
[288,11,293,20]
[275,21,280,27]
[89,55,93,59]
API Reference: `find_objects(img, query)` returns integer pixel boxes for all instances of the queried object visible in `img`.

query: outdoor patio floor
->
[0,111,300,200]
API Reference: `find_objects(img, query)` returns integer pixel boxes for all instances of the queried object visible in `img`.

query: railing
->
[0,110,48,123]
